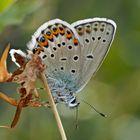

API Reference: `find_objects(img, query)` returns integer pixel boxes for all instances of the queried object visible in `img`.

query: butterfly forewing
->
[72,18,116,92]
[27,19,83,93]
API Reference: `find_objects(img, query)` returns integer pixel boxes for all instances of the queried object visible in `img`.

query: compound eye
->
[68,97,79,108]
[70,98,76,104]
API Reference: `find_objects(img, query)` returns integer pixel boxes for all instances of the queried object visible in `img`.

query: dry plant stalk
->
[40,73,67,140]
[0,45,67,140]
[0,46,46,128]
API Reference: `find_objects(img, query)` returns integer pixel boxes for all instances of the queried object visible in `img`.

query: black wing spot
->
[92,37,95,41]
[37,44,41,48]
[93,28,98,31]
[77,26,84,35]
[74,40,78,46]
[86,24,91,28]
[53,47,57,51]
[54,33,59,37]
[103,39,106,42]
[36,37,39,41]
[50,54,55,58]
[74,42,78,46]
[71,69,76,73]
[60,57,67,61]
[73,55,79,61]
[98,37,101,40]
[44,44,49,48]
[60,66,64,70]
[87,54,94,59]
[94,23,98,26]
[55,23,59,26]
[42,55,47,59]
[100,28,104,32]
[67,30,71,34]
[60,32,65,36]
[49,38,54,42]
[85,38,90,43]
[46,31,51,36]
[101,24,105,27]
[33,48,37,54]
[106,32,109,35]
[68,45,72,50]
[57,44,61,47]
[52,27,57,32]
[62,42,65,46]
[41,30,45,34]
[59,26,63,31]
[86,25,92,33]
[48,25,52,29]
[78,27,82,31]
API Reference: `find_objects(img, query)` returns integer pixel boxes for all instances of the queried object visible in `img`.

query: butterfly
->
[10,18,116,108]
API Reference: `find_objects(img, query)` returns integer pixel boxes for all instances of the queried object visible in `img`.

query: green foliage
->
[0,0,44,32]
[0,0,16,13]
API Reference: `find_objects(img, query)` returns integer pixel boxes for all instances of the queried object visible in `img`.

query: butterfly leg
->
[41,101,51,108]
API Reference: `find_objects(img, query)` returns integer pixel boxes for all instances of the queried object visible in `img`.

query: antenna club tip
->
[100,113,107,118]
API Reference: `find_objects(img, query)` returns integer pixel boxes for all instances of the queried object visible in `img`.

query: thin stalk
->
[0,91,17,106]
[40,73,67,140]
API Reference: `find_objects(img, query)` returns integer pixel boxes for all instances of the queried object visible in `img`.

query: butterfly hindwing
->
[72,18,116,92]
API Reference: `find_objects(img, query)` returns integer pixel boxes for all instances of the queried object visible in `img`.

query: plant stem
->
[0,91,17,106]
[40,73,67,140]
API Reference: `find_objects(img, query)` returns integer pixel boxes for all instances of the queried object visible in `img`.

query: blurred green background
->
[0,0,140,140]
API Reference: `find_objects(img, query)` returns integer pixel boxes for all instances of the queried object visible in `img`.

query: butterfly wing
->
[71,18,116,92]
[27,19,84,95]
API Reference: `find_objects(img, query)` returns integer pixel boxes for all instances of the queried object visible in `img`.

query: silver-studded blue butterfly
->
[10,18,116,108]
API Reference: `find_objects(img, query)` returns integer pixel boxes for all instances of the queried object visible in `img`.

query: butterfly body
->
[46,72,79,107]
[10,18,116,108]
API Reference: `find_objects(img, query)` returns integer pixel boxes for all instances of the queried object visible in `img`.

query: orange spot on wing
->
[53,32,58,36]
[58,27,65,35]
[38,42,44,47]
[73,38,79,46]
[44,40,48,47]
[34,42,45,54]
[44,34,53,41]
[52,28,59,36]
[66,32,72,39]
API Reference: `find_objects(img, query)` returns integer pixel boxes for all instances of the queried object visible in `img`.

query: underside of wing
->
[27,19,84,94]
[72,18,116,92]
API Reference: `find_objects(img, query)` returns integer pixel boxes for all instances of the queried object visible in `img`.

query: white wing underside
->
[71,18,116,93]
